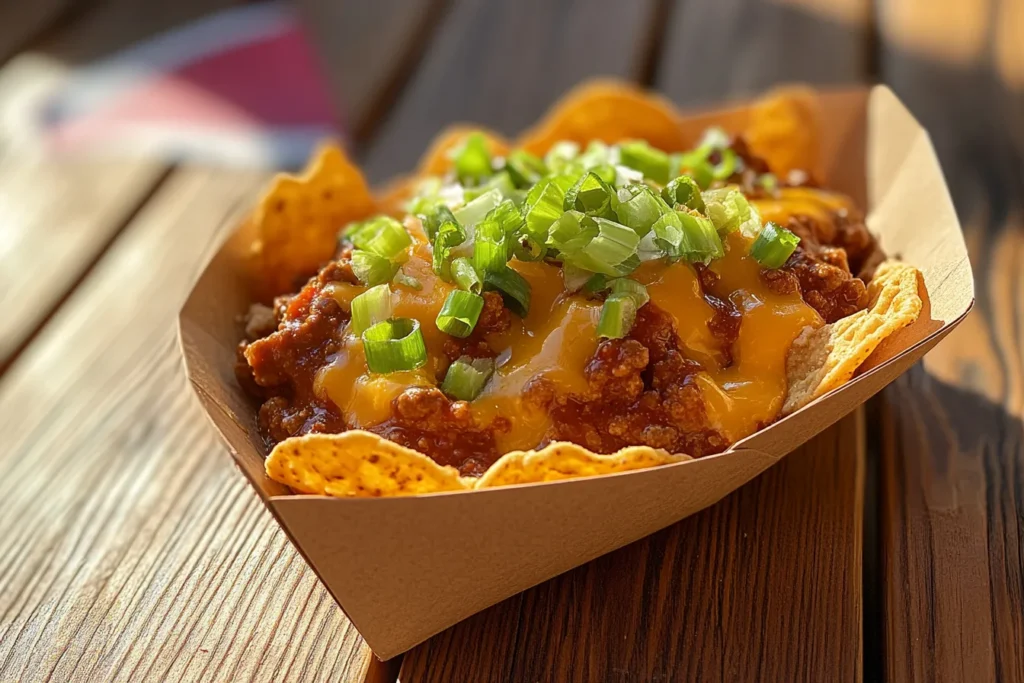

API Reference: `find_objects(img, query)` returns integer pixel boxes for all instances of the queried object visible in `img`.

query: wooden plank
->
[658,0,873,106]
[878,1,1024,679]
[0,154,166,373]
[356,0,663,183]
[0,167,376,682]
[400,412,865,682]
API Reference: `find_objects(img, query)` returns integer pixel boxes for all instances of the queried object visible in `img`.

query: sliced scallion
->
[473,219,508,275]
[677,209,725,263]
[544,141,580,173]
[393,269,422,291]
[615,184,669,236]
[597,293,637,339]
[504,150,547,188]
[564,171,616,219]
[351,249,399,286]
[662,176,706,213]
[453,132,492,186]
[565,217,641,276]
[361,318,428,374]
[483,266,531,317]
[441,356,495,401]
[436,290,485,338]
[432,219,466,278]
[617,140,671,184]
[453,188,503,228]
[450,257,482,293]
[349,284,392,335]
[750,221,800,268]
[608,277,650,308]
[703,187,761,236]
[348,216,412,260]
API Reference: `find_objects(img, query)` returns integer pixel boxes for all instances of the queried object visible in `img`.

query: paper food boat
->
[178,85,973,658]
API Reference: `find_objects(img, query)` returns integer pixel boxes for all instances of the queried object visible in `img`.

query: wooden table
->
[0,1,1021,681]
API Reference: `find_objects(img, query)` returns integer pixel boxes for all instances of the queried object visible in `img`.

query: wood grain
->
[878,2,1024,678]
[356,0,664,183]
[0,167,376,682]
[400,412,865,683]
[0,157,167,373]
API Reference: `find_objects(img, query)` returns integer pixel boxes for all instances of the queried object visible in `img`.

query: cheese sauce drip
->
[314,216,822,450]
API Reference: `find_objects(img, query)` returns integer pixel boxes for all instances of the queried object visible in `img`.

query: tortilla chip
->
[474,444,689,489]
[744,85,822,179]
[517,80,687,156]
[416,126,511,177]
[783,261,922,414]
[248,144,375,299]
[265,432,688,497]
[266,431,469,497]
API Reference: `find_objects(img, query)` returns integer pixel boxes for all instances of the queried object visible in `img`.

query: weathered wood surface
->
[878,0,1024,680]
[0,167,377,682]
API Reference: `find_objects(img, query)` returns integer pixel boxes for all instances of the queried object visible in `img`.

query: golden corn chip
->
[265,431,469,497]
[744,85,822,179]
[517,80,687,156]
[474,443,688,489]
[248,144,375,299]
[416,125,511,177]
[783,261,923,414]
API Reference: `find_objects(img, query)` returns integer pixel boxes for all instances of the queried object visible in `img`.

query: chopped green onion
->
[351,249,399,286]
[453,188,503,228]
[677,209,725,263]
[617,140,671,184]
[348,216,412,260]
[615,184,669,236]
[703,187,761,236]
[597,294,637,339]
[699,127,730,150]
[548,211,597,255]
[473,219,508,275]
[523,175,570,241]
[349,284,392,335]
[757,173,779,194]
[711,148,738,181]
[422,205,458,241]
[614,164,645,187]
[361,318,427,373]
[452,132,492,186]
[436,290,485,338]
[662,176,706,213]
[485,199,525,237]
[504,150,547,188]
[441,356,495,401]
[513,233,546,261]
[564,217,641,276]
[590,163,618,185]
[432,219,466,278]
[750,221,800,268]
[464,171,515,201]
[484,266,531,317]
[394,269,422,291]
[564,171,616,218]
[450,257,482,293]
[614,253,641,276]
[608,277,650,308]
[676,149,714,189]
[544,141,580,173]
